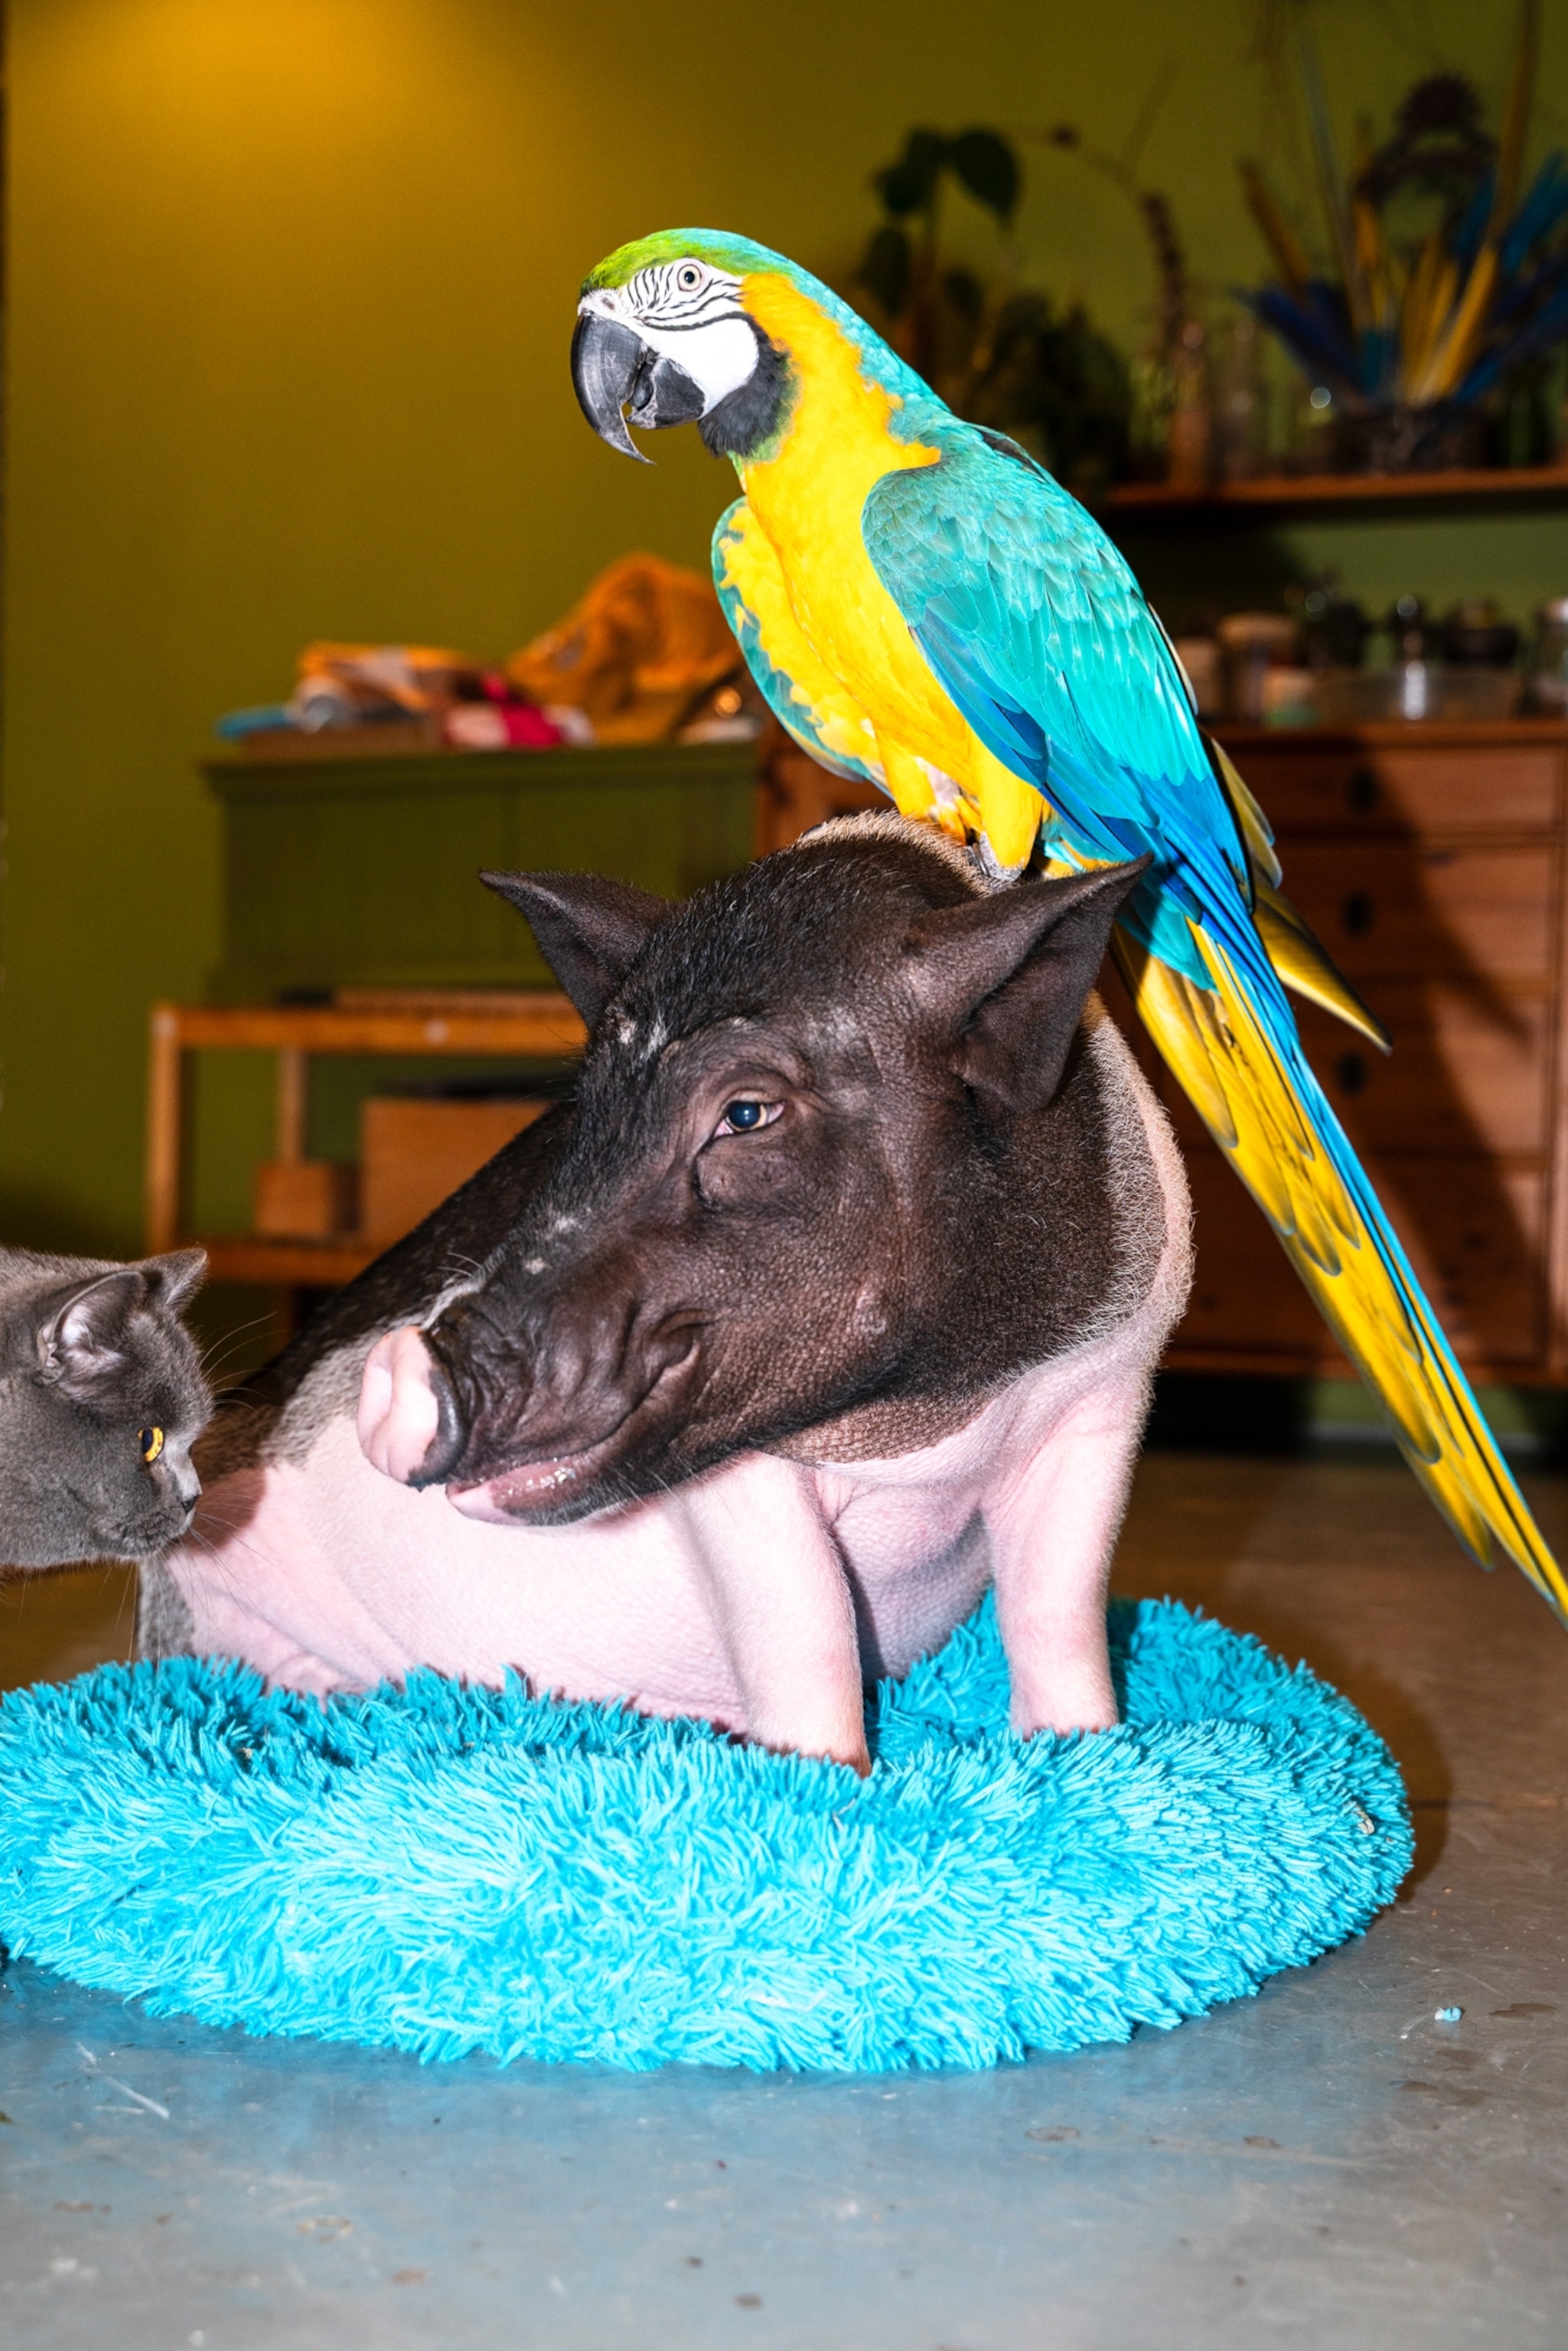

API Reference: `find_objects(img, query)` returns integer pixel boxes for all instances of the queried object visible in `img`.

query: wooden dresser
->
[1160,720,1568,1385]
[206,736,758,999]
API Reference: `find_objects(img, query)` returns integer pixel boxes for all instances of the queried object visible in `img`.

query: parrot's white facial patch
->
[579,264,758,417]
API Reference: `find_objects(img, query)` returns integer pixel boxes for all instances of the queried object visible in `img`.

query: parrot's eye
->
[139,1425,165,1465]
[714,1099,781,1138]
[676,264,703,290]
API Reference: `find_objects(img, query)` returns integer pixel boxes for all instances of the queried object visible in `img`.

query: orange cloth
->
[507,554,743,745]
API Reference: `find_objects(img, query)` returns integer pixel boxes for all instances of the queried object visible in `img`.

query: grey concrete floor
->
[2,1449,1566,2349]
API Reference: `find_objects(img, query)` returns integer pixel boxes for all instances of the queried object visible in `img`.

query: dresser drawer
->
[1172,1144,1548,1370]
[1175,1145,1338,1362]
[1305,988,1553,1157]
[1276,840,1557,981]
[1159,983,1553,1158]
[1232,744,1560,838]
[1387,1159,1550,1366]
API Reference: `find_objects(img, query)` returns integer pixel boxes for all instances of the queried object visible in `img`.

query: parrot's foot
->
[969,834,1028,889]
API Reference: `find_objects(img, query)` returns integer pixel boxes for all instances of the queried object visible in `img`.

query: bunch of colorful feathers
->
[1240,1,1568,439]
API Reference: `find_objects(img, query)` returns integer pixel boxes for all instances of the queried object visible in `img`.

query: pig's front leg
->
[987,1372,1150,1737]
[669,1454,869,1773]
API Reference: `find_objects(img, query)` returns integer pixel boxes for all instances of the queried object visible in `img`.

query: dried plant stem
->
[1239,161,1312,295]
[1020,63,1188,357]
[1490,0,1540,240]
[1295,5,1371,334]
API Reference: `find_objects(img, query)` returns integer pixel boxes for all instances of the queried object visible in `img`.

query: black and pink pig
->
[147,817,1191,1772]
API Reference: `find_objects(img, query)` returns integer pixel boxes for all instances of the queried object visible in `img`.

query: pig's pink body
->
[160,1017,1190,1766]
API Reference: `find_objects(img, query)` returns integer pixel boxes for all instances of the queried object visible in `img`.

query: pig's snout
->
[357,1327,466,1487]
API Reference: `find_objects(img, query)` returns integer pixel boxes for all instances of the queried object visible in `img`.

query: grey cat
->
[0,1247,210,1567]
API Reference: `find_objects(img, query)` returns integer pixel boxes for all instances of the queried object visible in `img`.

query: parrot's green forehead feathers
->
[582,230,784,295]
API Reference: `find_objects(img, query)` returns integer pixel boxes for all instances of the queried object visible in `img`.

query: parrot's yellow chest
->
[735,280,964,768]
[730,276,1044,864]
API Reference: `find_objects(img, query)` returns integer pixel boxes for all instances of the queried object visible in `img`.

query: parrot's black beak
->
[571,311,706,463]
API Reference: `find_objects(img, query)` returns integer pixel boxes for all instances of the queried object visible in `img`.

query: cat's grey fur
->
[0,1247,210,1567]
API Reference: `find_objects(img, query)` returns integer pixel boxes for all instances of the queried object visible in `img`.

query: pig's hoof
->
[358,1328,448,1484]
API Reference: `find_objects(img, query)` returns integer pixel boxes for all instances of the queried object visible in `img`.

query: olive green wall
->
[4,0,1565,1251]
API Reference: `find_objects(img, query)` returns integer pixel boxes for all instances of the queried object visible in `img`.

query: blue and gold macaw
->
[572,227,1568,1619]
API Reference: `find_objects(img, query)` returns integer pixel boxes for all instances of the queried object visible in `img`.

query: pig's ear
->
[905,857,1149,1114]
[480,870,670,1025]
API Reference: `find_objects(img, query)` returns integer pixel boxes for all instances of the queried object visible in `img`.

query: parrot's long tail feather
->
[1113,923,1568,1622]
[1206,737,1392,1052]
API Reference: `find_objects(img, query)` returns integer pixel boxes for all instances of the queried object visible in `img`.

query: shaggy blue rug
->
[0,1598,1410,2072]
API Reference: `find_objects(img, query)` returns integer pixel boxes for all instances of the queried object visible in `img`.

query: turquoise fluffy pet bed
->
[0,1598,1410,2071]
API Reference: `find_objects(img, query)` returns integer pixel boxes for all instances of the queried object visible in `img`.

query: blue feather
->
[1456,274,1568,402]
[1501,152,1568,277]
[1245,285,1360,395]
[1453,170,1495,270]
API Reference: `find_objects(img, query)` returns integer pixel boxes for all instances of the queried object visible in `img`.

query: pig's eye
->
[714,1099,781,1138]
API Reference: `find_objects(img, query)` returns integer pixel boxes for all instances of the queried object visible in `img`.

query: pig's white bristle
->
[789,810,986,893]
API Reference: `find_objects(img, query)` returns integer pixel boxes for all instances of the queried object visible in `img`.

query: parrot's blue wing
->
[862,431,1259,984]
[712,498,883,787]
[863,426,1567,1614]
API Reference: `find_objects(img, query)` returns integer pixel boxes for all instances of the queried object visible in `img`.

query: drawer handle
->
[1335,1051,1369,1096]
[1347,766,1381,813]
[1341,890,1374,936]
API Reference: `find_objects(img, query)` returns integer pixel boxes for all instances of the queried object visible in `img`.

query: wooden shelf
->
[155,996,586,1061]
[144,993,588,1281]
[1214,717,1568,751]
[1100,464,1568,523]
[184,1237,381,1289]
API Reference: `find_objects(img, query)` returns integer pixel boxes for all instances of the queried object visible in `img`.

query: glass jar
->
[1216,612,1299,723]
[1527,599,1568,714]
[1165,320,1213,491]
[1214,315,1266,482]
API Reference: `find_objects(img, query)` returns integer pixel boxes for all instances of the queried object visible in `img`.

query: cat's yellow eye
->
[139,1425,165,1465]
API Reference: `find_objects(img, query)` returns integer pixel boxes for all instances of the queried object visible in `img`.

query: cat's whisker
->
[108,1567,142,1646]
[183,1508,256,1542]
[167,1526,258,1613]
[198,1318,279,1378]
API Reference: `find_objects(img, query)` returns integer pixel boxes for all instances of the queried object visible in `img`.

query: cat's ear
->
[38,1269,151,1398]
[139,1249,207,1312]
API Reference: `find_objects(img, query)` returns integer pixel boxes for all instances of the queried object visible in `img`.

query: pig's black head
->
[370,818,1148,1523]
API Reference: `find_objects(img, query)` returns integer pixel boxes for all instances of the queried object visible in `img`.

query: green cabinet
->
[206,739,759,1000]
